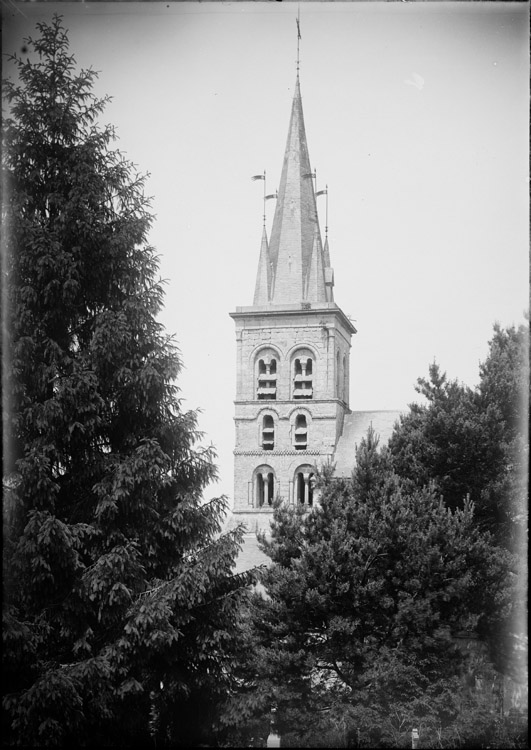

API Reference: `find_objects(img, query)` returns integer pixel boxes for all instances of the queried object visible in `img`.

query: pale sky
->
[3,2,529,502]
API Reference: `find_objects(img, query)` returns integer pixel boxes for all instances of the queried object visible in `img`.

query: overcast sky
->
[3,2,529,502]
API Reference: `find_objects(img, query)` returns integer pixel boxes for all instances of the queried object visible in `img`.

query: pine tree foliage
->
[2,17,253,747]
[387,323,528,682]
[224,430,515,747]
[388,322,528,551]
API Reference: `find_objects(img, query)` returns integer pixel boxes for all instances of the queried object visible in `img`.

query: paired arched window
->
[293,353,314,399]
[261,415,275,450]
[254,466,275,508]
[257,354,277,400]
[294,467,315,506]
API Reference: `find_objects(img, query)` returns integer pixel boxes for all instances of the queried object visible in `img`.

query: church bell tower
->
[230,72,356,533]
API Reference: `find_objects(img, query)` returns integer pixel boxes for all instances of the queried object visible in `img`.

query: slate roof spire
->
[253,225,271,305]
[253,75,334,306]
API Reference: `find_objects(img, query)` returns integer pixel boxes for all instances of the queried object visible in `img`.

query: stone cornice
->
[234,400,348,412]
[230,303,356,335]
[233,449,328,456]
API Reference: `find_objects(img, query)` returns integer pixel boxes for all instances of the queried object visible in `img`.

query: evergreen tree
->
[388,322,528,551]
[224,431,514,747]
[2,17,253,747]
[387,323,528,681]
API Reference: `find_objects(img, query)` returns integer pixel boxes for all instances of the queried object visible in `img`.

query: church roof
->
[253,76,332,306]
[333,410,404,477]
[232,533,271,575]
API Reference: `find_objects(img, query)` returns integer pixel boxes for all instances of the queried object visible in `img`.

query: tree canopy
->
[387,323,528,681]
[388,322,528,552]
[224,432,516,747]
[2,16,253,747]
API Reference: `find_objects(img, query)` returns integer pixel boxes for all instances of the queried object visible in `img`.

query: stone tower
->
[230,75,356,534]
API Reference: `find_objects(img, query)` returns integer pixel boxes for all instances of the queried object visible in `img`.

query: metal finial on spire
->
[262,173,266,226]
[296,7,301,76]
[325,184,329,237]
[316,184,329,237]
[251,171,267,225]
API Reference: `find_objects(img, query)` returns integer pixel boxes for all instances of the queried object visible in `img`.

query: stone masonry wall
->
[231,305,353,514]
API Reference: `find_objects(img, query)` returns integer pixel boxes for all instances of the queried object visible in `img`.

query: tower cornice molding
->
[230,303,356,335]
[233,449,326,457]
[234,400,348,411]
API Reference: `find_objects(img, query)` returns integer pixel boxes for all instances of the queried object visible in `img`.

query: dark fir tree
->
[387,323,528,681]
[224,431,516,748]
[2,17,253,747]
[388,322,528,551]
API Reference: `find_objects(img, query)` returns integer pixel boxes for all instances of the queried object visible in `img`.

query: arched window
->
[293,355,313,399]
[257,356,277,400]
[336,350,340,397]
[293,414,308,450]
[262,415,274,450]
[254,468,275,508]
[294,468,314,506]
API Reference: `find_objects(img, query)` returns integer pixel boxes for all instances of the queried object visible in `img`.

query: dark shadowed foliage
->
[2,16,254,747]
[222,430,517,747]
[388,323,528,680]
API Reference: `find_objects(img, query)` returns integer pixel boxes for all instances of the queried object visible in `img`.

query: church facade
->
[230,74,400,542]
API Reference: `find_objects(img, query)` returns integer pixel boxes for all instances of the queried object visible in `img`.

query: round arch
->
[287,405,313,422]
[256,405,281,420]
[249,343,283,367]
[285,342,318,362]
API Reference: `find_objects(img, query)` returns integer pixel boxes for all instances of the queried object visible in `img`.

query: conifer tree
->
[387,323,528,682]
[2,17,252,747]
[388,322,528,551]
[224,431,515,747]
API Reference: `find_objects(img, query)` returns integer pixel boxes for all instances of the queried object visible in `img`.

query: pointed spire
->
[266,77,327,305]
[306,230,327,304]
[323,235,331,268]
[253,225,271,305]
[323,235,334,303]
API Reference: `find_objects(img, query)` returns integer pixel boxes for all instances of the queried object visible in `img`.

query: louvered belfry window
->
[293,357,313,399]
[257,358,277,400]
[294,414,308,450]
[262,415,274,450]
